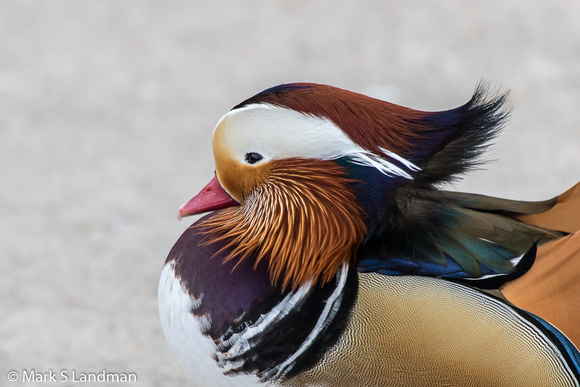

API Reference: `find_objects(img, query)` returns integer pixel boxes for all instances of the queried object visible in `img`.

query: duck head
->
[178,83,510,290]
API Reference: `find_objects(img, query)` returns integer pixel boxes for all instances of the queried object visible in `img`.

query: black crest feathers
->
[414,82,511,187]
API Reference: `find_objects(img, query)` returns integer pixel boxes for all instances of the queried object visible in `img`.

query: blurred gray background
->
[1,1,579,386]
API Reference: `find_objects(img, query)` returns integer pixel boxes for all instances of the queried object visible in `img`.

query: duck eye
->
[245,152,263,165]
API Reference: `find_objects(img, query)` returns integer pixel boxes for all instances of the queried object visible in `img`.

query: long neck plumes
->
[198,158,366,291]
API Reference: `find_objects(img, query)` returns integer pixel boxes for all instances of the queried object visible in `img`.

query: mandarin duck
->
[159,83,580,386]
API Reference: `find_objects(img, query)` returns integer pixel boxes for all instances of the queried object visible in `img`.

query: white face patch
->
[213,103,419,179]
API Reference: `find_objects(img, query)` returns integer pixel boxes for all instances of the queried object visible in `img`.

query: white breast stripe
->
[262,263,350,381]
[158,263,259,386]
[214,278,313,370]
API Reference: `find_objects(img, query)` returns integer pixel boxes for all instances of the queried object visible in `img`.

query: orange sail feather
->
[502,183,580,346]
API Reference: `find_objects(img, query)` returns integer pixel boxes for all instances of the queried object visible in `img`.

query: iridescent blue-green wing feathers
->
[358,190,564,286]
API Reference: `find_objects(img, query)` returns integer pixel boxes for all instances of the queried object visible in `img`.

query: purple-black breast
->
[166,212,282,339]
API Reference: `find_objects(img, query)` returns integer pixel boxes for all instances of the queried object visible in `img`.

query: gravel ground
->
[1,1,579,386]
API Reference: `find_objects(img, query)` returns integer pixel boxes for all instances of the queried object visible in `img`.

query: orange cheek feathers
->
[198,158,367,291]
